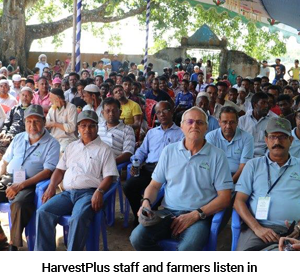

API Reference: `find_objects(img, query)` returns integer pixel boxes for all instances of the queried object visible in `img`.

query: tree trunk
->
[0,0,27,73]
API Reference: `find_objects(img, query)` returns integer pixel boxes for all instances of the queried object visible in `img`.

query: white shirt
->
[57,136,119,190]
[46,102,78,151]
[258,66,270,77]
[82,104,105,125]
[213,100,242,119]
[0,94,18,112]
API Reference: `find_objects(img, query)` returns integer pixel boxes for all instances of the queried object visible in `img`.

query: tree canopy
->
[0,0,287,72]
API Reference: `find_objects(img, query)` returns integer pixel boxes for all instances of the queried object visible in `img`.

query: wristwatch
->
[197,208,206,220]
[96,188,105,195]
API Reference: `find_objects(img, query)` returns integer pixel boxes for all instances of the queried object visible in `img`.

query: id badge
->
[255,196,271,220]
[13,169,26,184]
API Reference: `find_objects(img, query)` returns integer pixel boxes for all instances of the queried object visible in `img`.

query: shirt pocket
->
[87,156,102,179]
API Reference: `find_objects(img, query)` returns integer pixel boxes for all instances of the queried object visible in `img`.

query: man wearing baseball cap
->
[46,88,77,153]
[0,86,34,158]
[234,117,300,250]
[0,104,60,250]
[82,84,105,124]
[35,110,119,251]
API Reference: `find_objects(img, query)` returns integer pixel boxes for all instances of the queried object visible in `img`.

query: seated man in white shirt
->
[35,110,119,251]
[46,88,78,153]
[0,79,18,112]
[98,97,135,164]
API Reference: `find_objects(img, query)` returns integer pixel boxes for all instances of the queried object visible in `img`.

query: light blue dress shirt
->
[152,140,233,211]
[238,110,278,157]
[206,127,254,173]
[290,128,300,158]
[131,123,184,164]
[3,130,60,178]
[235,154,300,227]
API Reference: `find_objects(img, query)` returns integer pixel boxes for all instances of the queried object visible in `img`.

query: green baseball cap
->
[266,117,291,136]
[77,110,98,124]
[24,104,45,119]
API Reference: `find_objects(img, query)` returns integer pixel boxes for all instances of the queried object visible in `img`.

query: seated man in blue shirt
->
[123,101,183,226]
[0,105,60,251]
[197,92,219,133]
[130,107,233,251]
[174,79,194,126]
[234,117,300,251]
[206,106,254,183]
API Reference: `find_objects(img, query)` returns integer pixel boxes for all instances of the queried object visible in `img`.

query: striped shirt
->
[98,121,135,158]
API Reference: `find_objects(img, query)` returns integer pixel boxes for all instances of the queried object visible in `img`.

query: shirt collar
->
[157,122,179,131]
[79,136,101,147]
[292,128,300,141]
[24,129,52,145]
[179,138,211,156]
[218,127,241,142]
[265,153,296,166]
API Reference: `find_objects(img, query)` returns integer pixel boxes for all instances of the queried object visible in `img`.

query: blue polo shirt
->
[235,155,300,227]
[206,127,254,173]
[3,130,60,178]
[290,128,300,158]
[131,123,184,164]
[152,140,233,211]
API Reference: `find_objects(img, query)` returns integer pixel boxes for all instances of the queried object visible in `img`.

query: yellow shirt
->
[120,99,142,125]
[290,67,300,80]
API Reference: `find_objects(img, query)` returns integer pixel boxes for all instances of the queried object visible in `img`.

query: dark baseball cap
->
[77,110,98,124]
[24,104,45,119]
[266,117,291,136]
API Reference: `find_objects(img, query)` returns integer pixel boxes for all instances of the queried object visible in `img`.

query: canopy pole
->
[143,0,151,76]
[75,0,82,73]
[72,0,77,72]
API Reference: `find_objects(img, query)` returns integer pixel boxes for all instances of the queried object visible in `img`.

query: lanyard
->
[21,142,40,167]
[266,156,291,196]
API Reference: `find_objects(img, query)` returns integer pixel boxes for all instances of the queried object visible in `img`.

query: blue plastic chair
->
[231,209,242,251]
[57,182,118,251]
[0,179,50,251]
[123,163,133,227]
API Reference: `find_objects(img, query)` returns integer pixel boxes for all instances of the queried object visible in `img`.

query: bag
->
[0,174,13,202]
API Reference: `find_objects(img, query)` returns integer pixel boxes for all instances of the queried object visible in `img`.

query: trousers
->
[34,189,95,251]
[0,186,36,247]
[130,209,212,251]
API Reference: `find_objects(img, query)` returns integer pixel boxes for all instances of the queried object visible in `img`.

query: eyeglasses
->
[78,123,97,129]
[155,109,171,116]
[182,119,206,126]
[267,134,289,141]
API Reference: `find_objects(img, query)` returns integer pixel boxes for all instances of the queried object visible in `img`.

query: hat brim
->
[77,117,98,124]
[24,113,45,119]
[266,128,291,136]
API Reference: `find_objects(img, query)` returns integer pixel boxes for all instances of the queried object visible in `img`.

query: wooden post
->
[72,0,77,72]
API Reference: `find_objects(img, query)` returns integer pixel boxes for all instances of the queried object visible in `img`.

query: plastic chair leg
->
[118,181,124,214]
[123,198,130,228]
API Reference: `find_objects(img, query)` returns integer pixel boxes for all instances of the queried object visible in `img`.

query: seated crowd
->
[0,54,299,252]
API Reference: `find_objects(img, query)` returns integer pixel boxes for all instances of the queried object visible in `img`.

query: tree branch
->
[26,2,147,40]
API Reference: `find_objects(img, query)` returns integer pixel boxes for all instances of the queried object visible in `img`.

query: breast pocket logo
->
[290,172,300,181]
[200,162,210,171]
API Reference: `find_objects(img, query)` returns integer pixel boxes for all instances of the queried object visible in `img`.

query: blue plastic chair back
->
[0,179,50,251]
